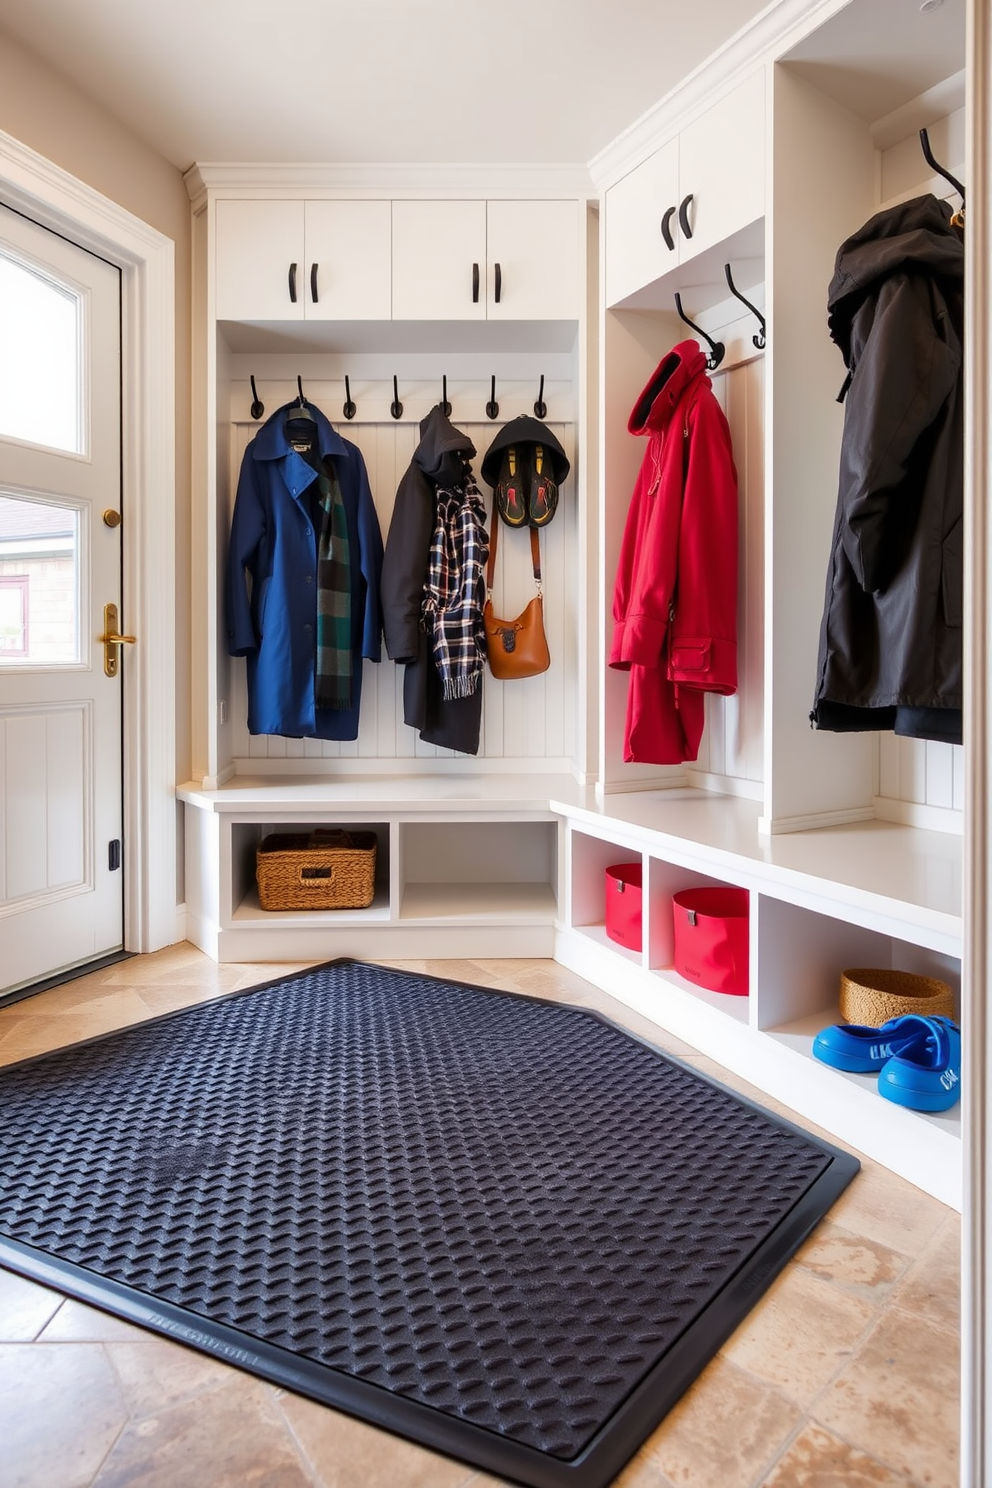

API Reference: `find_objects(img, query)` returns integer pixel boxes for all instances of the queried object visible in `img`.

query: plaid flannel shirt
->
[422,479,490,700]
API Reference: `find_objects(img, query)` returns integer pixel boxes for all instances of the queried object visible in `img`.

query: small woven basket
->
[839,967,954,1027]
[256,829,377,911]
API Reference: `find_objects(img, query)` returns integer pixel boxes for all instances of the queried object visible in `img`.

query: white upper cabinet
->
[392,199,580,321]
[215,199,392,321]
[486,200,580,321]
[215,195,581,324]
[677,71,765,261]
[391,200,487,321]
[215,200,306,320]
[605,70,765,307]
[604,139,680,309]
[304,201,392,320]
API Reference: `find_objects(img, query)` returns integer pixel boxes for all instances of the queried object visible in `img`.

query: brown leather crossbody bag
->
[483,505,551,680]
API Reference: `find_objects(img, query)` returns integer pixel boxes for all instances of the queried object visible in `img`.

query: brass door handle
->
[101,602,136,677]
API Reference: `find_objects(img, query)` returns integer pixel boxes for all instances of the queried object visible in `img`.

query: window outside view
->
[0,248,82,455]
[0,495,80,665]
[0,248,84,666]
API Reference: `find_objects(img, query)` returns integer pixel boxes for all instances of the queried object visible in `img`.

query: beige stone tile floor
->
[0,945,960,1488]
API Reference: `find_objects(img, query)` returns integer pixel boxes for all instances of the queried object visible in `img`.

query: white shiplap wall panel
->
[876,736,963,829]
[926,740,955,810]
[224,397,576,770]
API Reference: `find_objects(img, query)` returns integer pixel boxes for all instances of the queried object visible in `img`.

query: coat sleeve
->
[381,464,434,664]
[838,272,961,594]
[225,447,266,657]
[355,452,384,662]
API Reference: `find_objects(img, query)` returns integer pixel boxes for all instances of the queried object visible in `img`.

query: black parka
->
[811,195,964,742]
[381,406,484,756]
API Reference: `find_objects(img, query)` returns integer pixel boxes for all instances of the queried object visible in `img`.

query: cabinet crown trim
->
[184,161,595,204]
[589,0,849,190]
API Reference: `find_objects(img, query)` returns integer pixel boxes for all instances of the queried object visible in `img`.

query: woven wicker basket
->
[839,967,954,1027]
[256,829,377,911]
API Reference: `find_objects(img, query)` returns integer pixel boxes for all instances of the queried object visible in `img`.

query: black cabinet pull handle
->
[310,263,319,303]
[661,206,677,252]
[472,262,480,303]
[678,193,694,241]
[494,262,502,303]
[288,262,298,303]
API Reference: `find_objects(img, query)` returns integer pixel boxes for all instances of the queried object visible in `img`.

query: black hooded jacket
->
[811,194,964,742]
[381,406,484,755]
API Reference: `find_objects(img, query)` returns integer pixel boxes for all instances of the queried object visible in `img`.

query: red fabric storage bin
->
[605,863,643,951]
[672,886,749,996]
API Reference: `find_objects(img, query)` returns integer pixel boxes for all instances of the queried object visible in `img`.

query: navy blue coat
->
[225,402,383,739]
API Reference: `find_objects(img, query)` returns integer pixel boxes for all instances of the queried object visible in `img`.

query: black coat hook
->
[440,375,452,417]
[390,375,403,420]
[920,127,965,206]
[249,375,264,420]
[724,264,766,350]
[486,374,499,421]
[674,293,725,371]
[297,375,307,407]
[534,374,547,419]
[342,375,356,421]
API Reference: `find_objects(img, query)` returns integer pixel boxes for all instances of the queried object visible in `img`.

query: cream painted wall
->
[0,22,193,808]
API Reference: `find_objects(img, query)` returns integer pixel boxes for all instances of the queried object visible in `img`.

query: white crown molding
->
[0,125,178,954]
[0,126,171,261]
[184,161,596,202]
[588,0,852,190]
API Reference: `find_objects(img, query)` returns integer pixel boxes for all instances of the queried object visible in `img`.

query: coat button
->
[304,623,312,632]
[305,574,313,583]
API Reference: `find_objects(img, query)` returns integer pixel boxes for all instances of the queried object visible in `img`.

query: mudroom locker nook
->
[3,0,991,1473]
[180,0,972,1216]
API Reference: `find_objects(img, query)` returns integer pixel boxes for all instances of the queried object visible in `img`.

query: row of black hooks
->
[248,373,550,424]
[674,261,767,373]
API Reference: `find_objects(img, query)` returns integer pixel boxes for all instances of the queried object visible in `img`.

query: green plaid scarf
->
[314,461,352,711]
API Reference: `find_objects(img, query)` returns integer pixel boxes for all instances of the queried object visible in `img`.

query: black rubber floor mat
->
[0,958,857,1487]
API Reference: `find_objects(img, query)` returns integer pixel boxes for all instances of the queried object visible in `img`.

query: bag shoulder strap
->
[487,505,542,599]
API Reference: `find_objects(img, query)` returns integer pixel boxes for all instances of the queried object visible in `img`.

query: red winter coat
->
[610,341,739,764]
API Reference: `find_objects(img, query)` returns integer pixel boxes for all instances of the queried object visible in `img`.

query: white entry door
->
[0,203,124,994]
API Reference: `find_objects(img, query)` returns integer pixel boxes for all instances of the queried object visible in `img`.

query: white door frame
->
[0,126,177,954]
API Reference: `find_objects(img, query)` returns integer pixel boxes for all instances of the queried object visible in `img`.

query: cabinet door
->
[304,201,392,320]
[215,200,305,321]
[486,200,580,320]
[392,200,487,320]
[604,138,680,307]
[677,70,765,264]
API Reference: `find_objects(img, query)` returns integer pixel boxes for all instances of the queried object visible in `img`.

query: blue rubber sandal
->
[877,1015,961,1111]
[812,1017,931,1074]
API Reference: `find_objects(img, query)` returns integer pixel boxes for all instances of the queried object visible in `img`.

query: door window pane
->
[0,251,82,454]
[0,494,80,665]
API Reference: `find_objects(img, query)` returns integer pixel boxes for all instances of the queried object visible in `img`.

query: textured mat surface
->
[0,959,858,1487]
